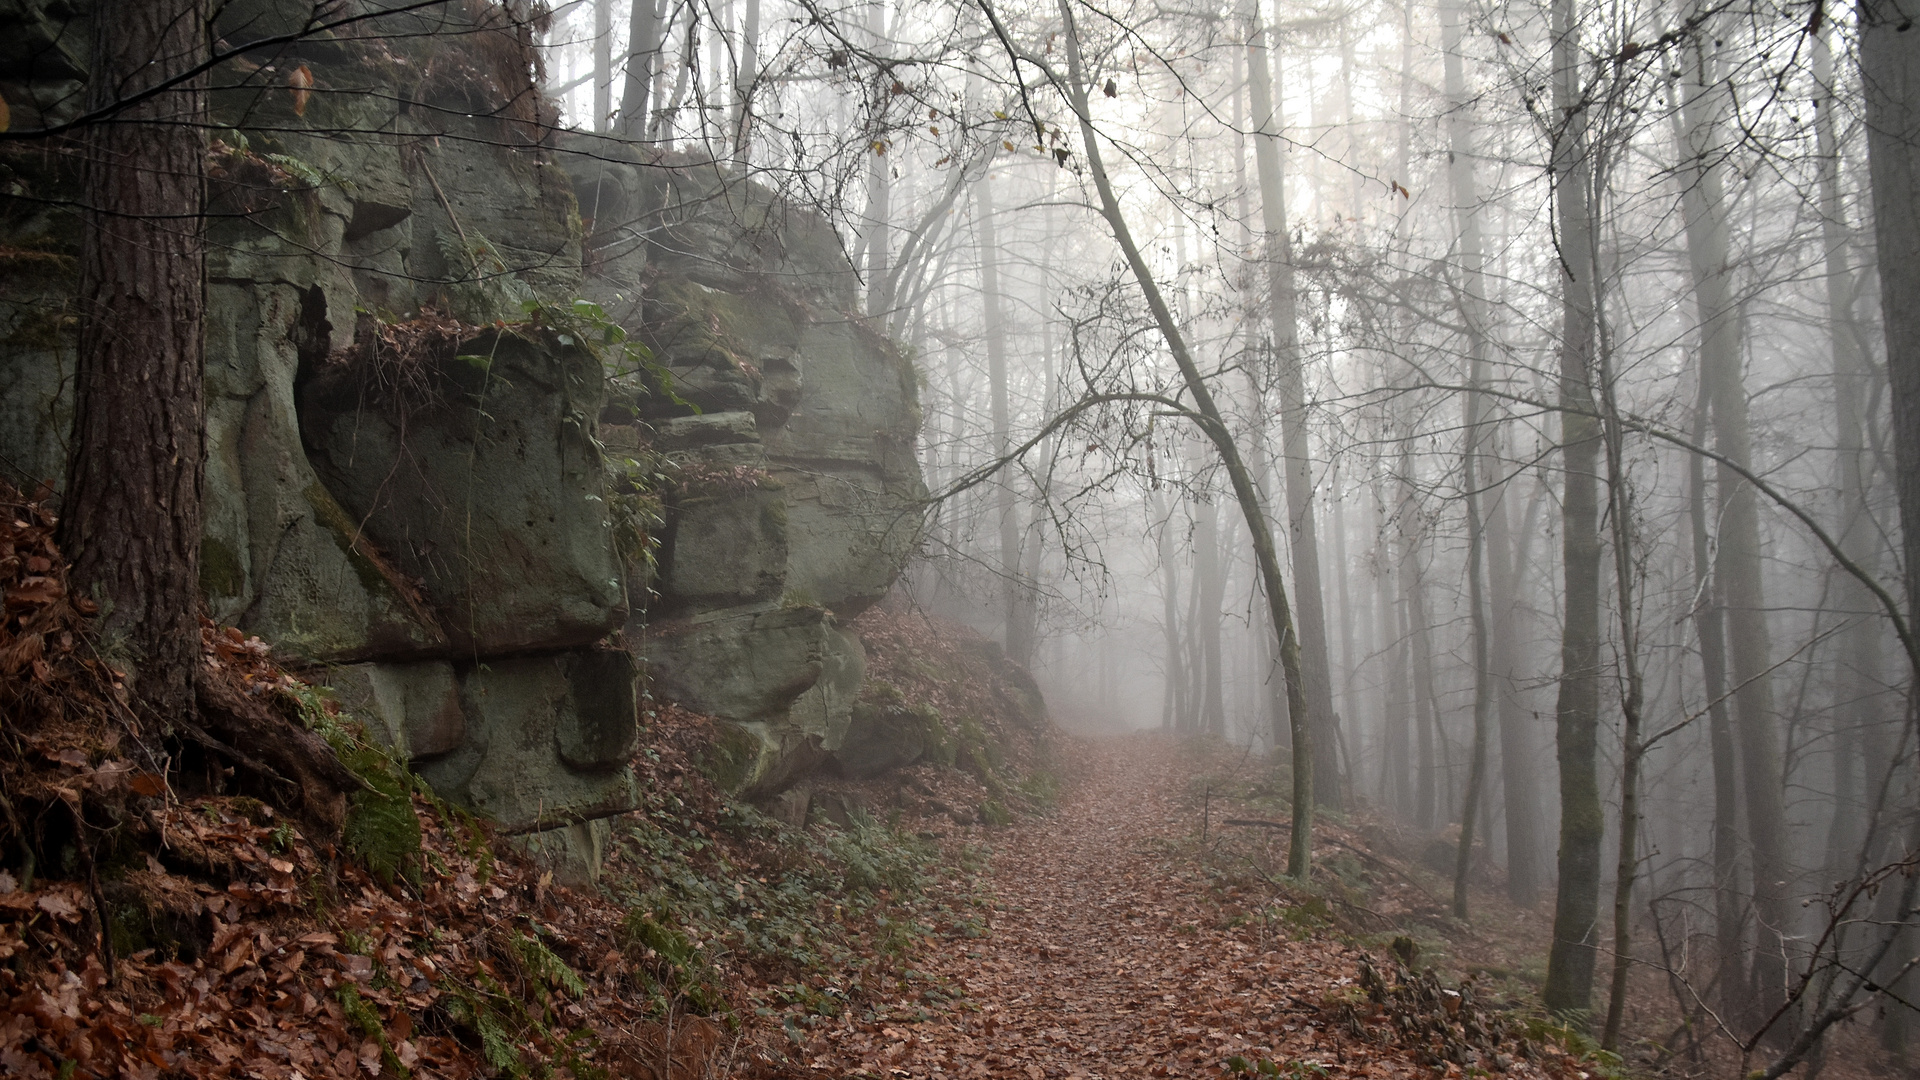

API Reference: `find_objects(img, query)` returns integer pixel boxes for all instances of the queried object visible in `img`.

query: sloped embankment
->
[777,596,1057,832]
[0,483,1033,1078]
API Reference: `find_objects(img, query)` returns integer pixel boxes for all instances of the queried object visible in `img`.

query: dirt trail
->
[787,733,1430,1079]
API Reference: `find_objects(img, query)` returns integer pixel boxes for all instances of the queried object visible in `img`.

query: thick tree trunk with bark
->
[60,0,210,725]
[1542,0,1606,1023]
[1859,0,1920,1056]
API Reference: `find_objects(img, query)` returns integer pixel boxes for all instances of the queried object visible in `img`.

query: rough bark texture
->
[58,0,210,724]
[1542,0,1605,1023]
[1860,0,1920,1055]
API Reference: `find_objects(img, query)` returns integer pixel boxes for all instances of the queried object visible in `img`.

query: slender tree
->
[1248,7,1343,809]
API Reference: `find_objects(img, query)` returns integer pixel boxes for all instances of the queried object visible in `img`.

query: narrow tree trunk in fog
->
[732,0,761,168]
[1057,0,1314,875]
[618,0,664,138]
[1378,505,1414,816]
[1679,31,1790,1018]
[1396,438,1442,830]
[1443,0,1493,920]
[1489,476,1545,904]
[1687,373,1747,1016]
[60,0,209,724]
[1542,0,1606,1022]
[1197,490,1227,737]
[974,173,1027,665]
[1155,490,1187,730]
[1332,470,1356,725]
[863,4,890,312]
[1813,28,1883,883]
[1248,12,1343,810]
[593,0,612,131]
[1598,299,1648,1053]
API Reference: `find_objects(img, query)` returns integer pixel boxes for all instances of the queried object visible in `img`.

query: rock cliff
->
[0,0,924,876]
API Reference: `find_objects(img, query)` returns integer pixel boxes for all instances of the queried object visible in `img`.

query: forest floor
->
[760,732,1590,1080]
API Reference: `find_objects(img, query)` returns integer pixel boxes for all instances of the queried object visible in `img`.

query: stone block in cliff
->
[832,702,946,781]
[561,145,926,622]
[299,330,627,655]
[317,661,466,761]
[416,650,640,835]
[659,487,787,610]
[642,606,866,794]
[644,606,836,723]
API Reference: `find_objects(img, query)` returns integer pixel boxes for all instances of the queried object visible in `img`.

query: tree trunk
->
[732,0,760,169]
[1858,0,1920,1058]
[1678,28,1790,1020]
[1488,473,1544,903]
[1155,490,1186,730]
[1394,437,1442,830]
[592,0,612,132]
[1597,267,1648,1053]
[1057,0,1313,875]
[1196,483,1227,737]
[1813,25,1884,882]
[1541,0,1606,1023]
[1248,12,1342,809]
[975,171,1028,666]
[60,0,210,725]
[617,0,664,138]
[1443,0,1492,919]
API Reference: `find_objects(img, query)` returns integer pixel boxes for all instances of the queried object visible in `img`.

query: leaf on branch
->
[1103,78,1118,98]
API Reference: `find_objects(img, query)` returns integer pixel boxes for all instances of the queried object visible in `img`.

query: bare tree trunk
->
[593,0,612,132]
[1443,0,1493,920]
[1154,490,1186,731]
[1332,469,1356,727]
[1597,270,1648,1053]
[1859,0,1920,1060]
[1813,25,1884,881]
[1377,497,1414,817]
[1197,484,1227,737]
[732,0,760,169]
[1395,437,1442,830]
[618,0,665,138]
[1542,0,1606,1022]
[1248,11,1342,810]
[972,171,1028,665]
[61,0,209,724]
[1679,27,1790,1020]
[1053,0,1313,874]
[1489,473,1544,903]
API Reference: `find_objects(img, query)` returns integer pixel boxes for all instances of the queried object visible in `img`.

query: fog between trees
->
[533,0,1920,1061]
[24,0,1918,1070]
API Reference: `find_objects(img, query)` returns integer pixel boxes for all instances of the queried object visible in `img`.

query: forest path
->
[785,732,1424,1080]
